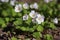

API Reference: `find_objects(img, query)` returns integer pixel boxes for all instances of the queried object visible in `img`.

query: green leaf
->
[2,10,8,17]
[26,17,32,25]
[0,18,5,25]
[49,23,56,29]
[44,34,53,40]
[54,9,57,15]
[49,1,56,7]
[33,32,42,38]
[14,21,20,26]
[2,23,6,28]
[14,18,22,26]
[41,22,45,26]
[20,27,26,31]
[5,18,10,22]
[25,38,30,40]
[14,21,19,26]
[58,4,60,9]
[18,39,21,40]
[37,25,44,32]
[23,9,28,14]
[48,9,53,16]
[11,36,17,40]
[10,18,14,21]
[16,26,21,29]
[33,26,37,30]
[29,28,34,32]
[17,13,22,17]
[11,9,17,17]
[42,4,48,11]
[0,18,6,28]
[25,27,29,31]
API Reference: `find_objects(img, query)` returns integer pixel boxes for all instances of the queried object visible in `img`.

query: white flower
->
[29,10,37,18]
[32,18,36,23]
[23,3,29,9]
[1,0,9,2]
[44,0,52,3]
[36,14,44,24]
[53,18,58,24]
[30,3,38,9]
[15,4,22,12]
[30,4,34,9]
[23,14,28,20]
[33,3,38,9]
[10,0,16,6]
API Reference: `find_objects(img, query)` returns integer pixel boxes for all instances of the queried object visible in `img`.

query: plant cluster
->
[0,0,60,40]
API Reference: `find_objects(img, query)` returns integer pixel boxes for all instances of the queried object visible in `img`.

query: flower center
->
[18,6,21,10]
[32,14,35,17]
[38,17,41,20]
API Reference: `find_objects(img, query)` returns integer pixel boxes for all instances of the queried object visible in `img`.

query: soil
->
[0,27,60,40]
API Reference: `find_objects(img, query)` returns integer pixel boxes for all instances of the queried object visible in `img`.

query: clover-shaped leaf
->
[44,34,53,40]
[37,25,44,32]
[0,18,6,28]
[48,9,53,16]
[33,32,42,38]
[14,18,22,26]
[11,36,17,40]
[49,23,56,29]
[2,10,8,17]
[2,23,6,28]
[5,17,10,22]
[20,27,26,31]
[11,9,17,17]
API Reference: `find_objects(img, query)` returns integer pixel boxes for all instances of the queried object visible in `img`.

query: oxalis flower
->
[30,4,34,9]
[36,14,45,24]
[23,3,29,9]
[33,3,38,9]
[23,14,28,20]
[10,0,16,6]
[29,10,37,18]
[53,18,58,24]
[44,0,53,3]
[32,18,36,23]
[1,0,9,2]
[30,3,38,9]
[15,4,22,12]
